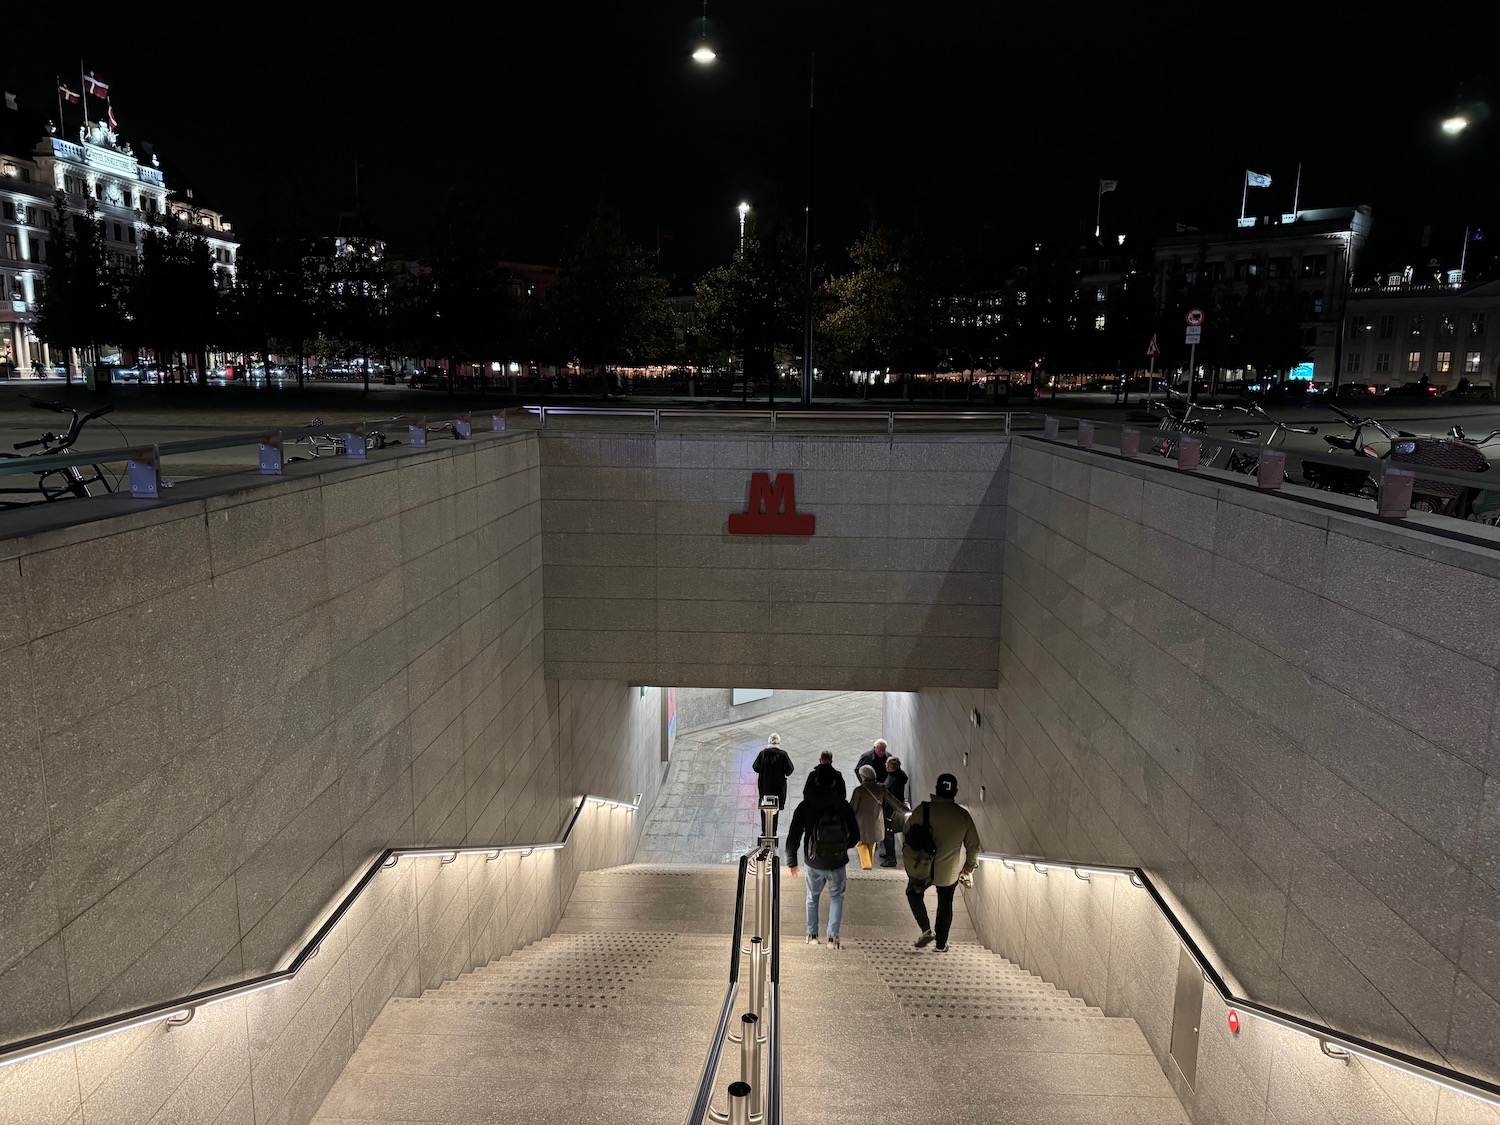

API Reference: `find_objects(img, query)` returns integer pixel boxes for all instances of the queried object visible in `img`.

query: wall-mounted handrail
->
[0,791,641,1071]
[976,851,1500,1109]
[686,853,752,1125]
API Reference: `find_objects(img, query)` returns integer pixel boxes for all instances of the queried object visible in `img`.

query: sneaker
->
[914,930,935,949]
[805,934,819,945]
[935,943,949,953]
[826,936,841,950]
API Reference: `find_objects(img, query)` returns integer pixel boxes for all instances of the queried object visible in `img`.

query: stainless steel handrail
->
[764,855,782,1125]
[976,851,1500,1108]
[686,852,752,1125]
[525,403,1022,435]
[0,791,641,1070]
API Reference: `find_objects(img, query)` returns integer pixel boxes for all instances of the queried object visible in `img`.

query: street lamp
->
[737,201,750,251]
[1442,115,1470,136]
[692,0,715,62]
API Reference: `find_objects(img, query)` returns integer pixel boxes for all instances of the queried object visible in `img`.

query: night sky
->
[7,0,1497,284]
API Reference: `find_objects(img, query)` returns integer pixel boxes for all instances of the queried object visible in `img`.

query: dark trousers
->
[880,824,896,859]
[906,881,958,945]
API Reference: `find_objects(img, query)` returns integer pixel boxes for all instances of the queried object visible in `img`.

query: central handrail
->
[686,853,752,1125]
[764,855,782,1125]
[0,791,641,1071]
[525,403,1020,435]
[976,851,1500,1109]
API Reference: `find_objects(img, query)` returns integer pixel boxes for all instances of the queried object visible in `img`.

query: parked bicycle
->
[1223,403,1317,475]
[0,399,121,509]
[1303,404,1491,516]
[288,418,392,461]
[1145,390,1225,466]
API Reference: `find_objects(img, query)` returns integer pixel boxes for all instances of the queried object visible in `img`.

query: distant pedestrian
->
[904,773,982,953]
[786,767,860,949]
[751,733,795,834]
[803,750,846,799]
[849,764,909,870]
[879,756,909,866]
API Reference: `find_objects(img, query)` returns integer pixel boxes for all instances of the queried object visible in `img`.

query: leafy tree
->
[36,198,120,383]
[554,209,675,393]
[416,199,518,394]
[321,235,386,393]
[227,232,321,389]
[127,212,220,383]
[692,217,803,399]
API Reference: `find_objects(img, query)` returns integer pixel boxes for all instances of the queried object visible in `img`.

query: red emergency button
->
[1227,1010,1241,1034]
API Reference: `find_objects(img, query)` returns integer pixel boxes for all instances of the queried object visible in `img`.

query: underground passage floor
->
[310,694,1188,1124]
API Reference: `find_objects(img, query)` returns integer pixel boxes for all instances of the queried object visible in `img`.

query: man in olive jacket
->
[903,773,982,952]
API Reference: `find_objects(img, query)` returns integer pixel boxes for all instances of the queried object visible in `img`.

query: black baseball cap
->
[936,774,958,797]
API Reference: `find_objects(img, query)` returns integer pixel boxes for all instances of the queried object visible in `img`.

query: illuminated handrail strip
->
[525,404,1021,435]
[977,851,1500,1108]
[0,792,639,1070]
[764,855,783,1125]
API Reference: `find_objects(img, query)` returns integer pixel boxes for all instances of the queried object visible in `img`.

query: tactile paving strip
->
[416,932,678,1010]
[851,938,1104,1022]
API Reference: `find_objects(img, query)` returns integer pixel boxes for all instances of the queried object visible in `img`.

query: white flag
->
[1246,170,1272,188]
[1099,179,1118,194]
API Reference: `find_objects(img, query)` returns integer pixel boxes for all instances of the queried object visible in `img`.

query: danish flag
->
[58,83,81,105]
[84,71,109,99]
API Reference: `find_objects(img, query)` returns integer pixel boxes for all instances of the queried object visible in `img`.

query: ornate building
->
[0,105,238,375]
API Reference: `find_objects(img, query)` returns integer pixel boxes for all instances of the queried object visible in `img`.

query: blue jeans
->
[804,864,847,939]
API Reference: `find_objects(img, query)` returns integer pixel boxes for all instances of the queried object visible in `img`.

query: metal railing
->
[688,797,783,1125]
[1031,415,1500,531]
[0,791,640,1071]
[525,404,1020,435]
[977,852,1500,1109]
[0,412,512,506]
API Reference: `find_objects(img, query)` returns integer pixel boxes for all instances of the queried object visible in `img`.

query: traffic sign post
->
[1184,310,1205,402]
[1145,335,1160,406]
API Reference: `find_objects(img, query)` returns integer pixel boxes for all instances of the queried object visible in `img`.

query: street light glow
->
[738,202,750,217]
[693,43,716,63]
[1442,115,1469,135]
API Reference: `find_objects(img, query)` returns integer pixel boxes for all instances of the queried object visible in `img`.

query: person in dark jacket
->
[786,767,860,949]
[879,755,909,866]
[854,739,891,784]
[802,749,846,798]
[904,773,982,952]
[751,732,795,834]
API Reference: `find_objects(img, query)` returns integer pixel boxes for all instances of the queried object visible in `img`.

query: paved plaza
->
[634,693,885,865]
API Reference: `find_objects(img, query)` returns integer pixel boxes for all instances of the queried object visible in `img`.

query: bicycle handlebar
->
[13,437,45,450]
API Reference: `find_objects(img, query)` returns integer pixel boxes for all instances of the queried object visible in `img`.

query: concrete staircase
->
[313,864,1187,1124]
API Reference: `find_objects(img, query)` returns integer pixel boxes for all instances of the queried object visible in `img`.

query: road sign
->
[1145,335,1160,358]
[1185,327,1202,344]
[1186,308,1205,327]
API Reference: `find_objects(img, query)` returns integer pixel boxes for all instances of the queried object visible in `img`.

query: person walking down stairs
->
[751,732,795,836]
[903,773,982,953]
[786,767,860,949]
[849,764,909,870]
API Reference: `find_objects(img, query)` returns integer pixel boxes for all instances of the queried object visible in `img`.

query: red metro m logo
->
[727,472,816,535]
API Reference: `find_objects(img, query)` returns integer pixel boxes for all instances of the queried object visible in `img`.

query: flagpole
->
[1239,170,1248,223]
[55,78,64,137]
[79,62,88,130]
[1460,228,1469,282]
[1292,163,1301,216]
[1095,181,1102,240]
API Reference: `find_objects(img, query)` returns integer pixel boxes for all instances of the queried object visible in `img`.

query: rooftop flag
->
[84,70,109,99]
[58,82,81,104]
[1099,179,1118,194]
[1246,170,1272,188]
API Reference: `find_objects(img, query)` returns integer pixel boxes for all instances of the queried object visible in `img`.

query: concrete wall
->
[0,798,647,1125]
[886,436,1500,1095]
[966,859,1500,1125]
[674,687,852,734]
[540,432,1008,689]
[0,433,667,1124]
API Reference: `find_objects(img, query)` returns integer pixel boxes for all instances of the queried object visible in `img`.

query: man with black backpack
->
[786,766,860,950]
[903,773,982,953]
